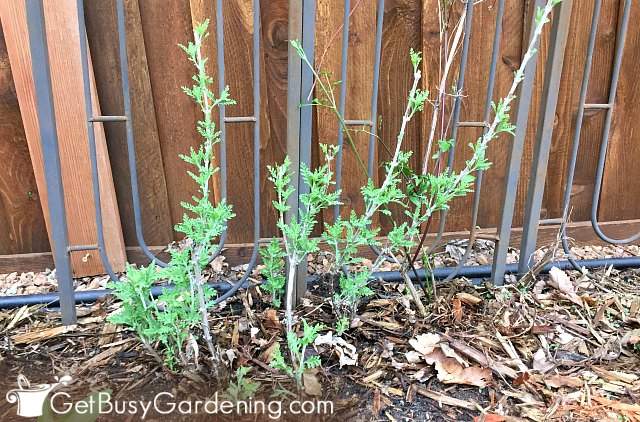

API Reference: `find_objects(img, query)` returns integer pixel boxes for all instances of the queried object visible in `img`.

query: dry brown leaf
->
[262,309,281,331]
[532,348,554,373]
[544,374,583,388]
[423,349,492,388]
[409,333,441,355]
[302,369,322,396]
[549,267,582,306]
[259,342,279,363]
[314,332,358,368]
[210,255,226,273]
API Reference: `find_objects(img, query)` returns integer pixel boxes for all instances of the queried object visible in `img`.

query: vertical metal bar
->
[559,0,601,269]
[518,0,574,274]
[589,0,636,244]
[294,0,317,303]
[215,0,229,248]
[367,0,385,177]
[116,0,168,266]
[333,0,351,220]
[76,0,118,281]
[445,0,474,167]
[286,1,303,302]
[25,0,77,325]
[491,0,546,284]
[443,0,505,282]
[213,0,262,305]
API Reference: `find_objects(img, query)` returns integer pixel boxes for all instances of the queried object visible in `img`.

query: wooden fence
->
[0,0,638,271]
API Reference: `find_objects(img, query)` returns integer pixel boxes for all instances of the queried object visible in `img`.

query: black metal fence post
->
[25,0,77,325]
[287,0,316,304]
[518,0,574,274]
[491,0,546,285]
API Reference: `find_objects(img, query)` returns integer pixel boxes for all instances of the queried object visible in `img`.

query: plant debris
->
[1,245,639,420]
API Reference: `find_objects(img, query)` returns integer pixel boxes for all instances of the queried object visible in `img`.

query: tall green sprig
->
[380,0,563,313]
[268,144,341,333]
[387,0,562,255]
[292,43,429,320]
[174,19,235,368]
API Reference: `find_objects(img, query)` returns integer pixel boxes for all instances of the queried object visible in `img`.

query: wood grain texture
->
[0,23,49,255]
[378,0,423,233]
[0,0,126,275]
[138,0,201,239]
[218,0,267,242]
[314,0,376,222]
[544,0,620,222]
[258,0,289,237]
[599,1,640,222]
[84,0,173,247]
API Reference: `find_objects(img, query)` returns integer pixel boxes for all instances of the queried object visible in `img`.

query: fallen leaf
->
[423,349,492,388]
[259,342,279,363]
[210,255,226,273]
[314,332,358,367]
[532,348,554,373]
[303,370,322,396]
[544,374,582,388]
[409,333,441,355]
[549,267,582,306]
[262,309,282,331]
[405,351,423,364]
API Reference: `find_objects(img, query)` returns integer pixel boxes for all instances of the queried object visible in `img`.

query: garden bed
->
[1,245,639,421]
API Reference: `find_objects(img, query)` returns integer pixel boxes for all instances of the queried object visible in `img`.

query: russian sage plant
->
[291,0,562,321]
[259,239,287,307]
[110,20,234,370]
[379,0,562,313]
[268,144,341,333]
[292,42,428,320]
[270,319,323,388]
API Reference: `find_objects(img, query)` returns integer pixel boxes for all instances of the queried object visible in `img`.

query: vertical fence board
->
[258,0,289,237]
[217,0,258,243]
[557,0,619,222]
[599,1,640,222]
[314,0,375,222]
[0,0,126,275]
[0,23,49,255]
[378,0,423,233]
[85,0,173,247]
[138,0,200,239]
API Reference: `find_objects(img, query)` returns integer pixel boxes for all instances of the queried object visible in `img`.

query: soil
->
[1,241,639,421]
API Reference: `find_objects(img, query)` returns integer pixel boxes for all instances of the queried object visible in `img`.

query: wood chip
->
[11,324,77,344]
[415,387,478,410]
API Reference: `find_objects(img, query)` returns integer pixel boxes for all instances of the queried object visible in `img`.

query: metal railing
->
[4,0,640,325]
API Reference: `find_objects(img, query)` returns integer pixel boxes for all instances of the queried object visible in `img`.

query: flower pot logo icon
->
[6,374,72,418]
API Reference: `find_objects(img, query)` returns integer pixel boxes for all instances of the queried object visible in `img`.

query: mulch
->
[1,241,639,421]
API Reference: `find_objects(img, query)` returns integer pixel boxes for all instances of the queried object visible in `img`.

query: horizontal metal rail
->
[10,0,640,320]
